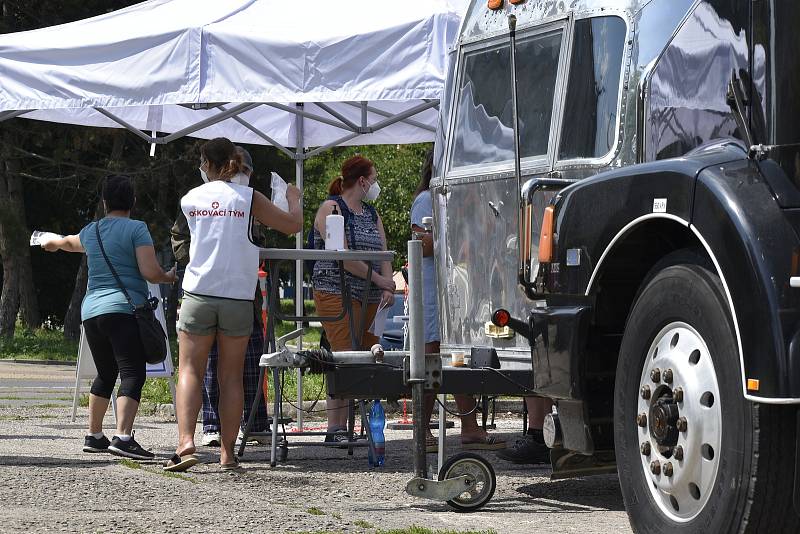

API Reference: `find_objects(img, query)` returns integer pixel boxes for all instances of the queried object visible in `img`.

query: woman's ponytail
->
[328,176,344,196]
[218,153,244,181]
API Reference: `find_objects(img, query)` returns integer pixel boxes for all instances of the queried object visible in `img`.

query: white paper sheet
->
[30,230,63,247]
[369,300,391,337]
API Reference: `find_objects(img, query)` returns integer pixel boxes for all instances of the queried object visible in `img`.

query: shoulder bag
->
[95,220,168,365]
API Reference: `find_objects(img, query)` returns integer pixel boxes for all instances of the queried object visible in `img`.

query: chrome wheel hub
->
[637,322,722,522]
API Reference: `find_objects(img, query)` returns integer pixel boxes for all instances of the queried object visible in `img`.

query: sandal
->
[461,434,506,451]
[163,453,199,472]
[220,459,244,472]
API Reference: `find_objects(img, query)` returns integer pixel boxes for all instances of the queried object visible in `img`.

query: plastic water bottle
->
[368,399,386,467]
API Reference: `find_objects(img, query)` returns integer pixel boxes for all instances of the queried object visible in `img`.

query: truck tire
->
[615,261,800,533]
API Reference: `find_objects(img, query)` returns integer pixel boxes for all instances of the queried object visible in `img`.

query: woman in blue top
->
[412,150,505,452]
[44,175,176,460]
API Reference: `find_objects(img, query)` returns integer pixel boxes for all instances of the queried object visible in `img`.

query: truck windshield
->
[450,29,563,170]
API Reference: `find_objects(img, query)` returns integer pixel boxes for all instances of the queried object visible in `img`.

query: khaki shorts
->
[313,291,379,351]
[178,292,253,337]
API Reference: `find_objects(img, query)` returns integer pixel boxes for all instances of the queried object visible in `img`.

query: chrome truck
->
[432,0,800,531]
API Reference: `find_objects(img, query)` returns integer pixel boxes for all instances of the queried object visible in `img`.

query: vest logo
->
[188,200,245,218]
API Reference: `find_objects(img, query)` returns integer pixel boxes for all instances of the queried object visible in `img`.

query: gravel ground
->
[0,363,632,534]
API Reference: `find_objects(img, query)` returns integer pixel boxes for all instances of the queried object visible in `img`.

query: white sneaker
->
[201,432,220,447]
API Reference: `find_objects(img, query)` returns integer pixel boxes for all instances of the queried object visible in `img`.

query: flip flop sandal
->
[461,435,507,451]
[220,459,244,472]
[163,453,199,472]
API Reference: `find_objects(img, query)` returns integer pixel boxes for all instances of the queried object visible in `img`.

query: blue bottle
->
[368,399,386,467]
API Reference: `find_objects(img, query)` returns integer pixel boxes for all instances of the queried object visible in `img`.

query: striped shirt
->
[312,201,383,304]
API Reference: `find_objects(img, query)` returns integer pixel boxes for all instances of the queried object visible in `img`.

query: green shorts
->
[177,292,253,337]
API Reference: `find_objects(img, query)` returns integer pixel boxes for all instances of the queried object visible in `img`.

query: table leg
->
[238,365,265,458]
[270,367,281,467]
[361,399,377,466]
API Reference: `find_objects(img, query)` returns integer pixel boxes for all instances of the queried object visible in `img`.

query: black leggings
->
[83,313,147,402]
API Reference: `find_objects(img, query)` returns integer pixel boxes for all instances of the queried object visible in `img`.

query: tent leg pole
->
[295,103,305,432]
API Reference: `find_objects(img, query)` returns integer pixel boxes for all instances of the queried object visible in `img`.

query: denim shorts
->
[177,292,253,337]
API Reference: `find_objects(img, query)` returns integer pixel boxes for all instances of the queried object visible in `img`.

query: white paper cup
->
[451,351,465,367]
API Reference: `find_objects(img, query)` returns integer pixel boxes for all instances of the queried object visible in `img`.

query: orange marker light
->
[746,378,760,392]
[488,0,503,10]
[538,206,555,263]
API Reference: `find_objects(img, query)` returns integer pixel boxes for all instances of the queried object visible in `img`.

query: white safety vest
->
[181,180,259,300]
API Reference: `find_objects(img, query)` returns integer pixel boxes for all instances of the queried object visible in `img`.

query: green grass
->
[306,507,325,516]
[141,378,174,405]
[353,520,373,529]
[119,459,141,470]
[0,415,26,421]
[118,458,197,483]
[0,326,78,361]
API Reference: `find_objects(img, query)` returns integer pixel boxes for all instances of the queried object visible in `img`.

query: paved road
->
[0,361,80,408]
[0,362,632,533]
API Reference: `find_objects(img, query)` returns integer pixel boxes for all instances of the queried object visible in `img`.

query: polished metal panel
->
[434,0,707,360]
[645,2,748,160]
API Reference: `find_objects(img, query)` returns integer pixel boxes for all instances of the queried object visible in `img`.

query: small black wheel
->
[438,452,496,512]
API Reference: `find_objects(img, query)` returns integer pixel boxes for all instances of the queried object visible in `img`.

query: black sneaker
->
[83,434,110,453]
[108,432,155,460]
[496,434,551,465]
[324,431,352,449]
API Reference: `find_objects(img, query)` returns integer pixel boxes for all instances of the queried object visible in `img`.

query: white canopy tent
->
[0,0,466,419]
[0,0,464,151]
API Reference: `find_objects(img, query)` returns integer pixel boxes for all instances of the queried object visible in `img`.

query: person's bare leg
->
[455,395,487,441]
[216,333,248,466]
[115,396,139,436]
[88,394,110,435]
[327,398,349,430]
[175,330,215,456]
[526,396,553,430]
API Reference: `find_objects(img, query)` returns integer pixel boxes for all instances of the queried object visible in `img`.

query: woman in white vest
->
[166,137,301,472]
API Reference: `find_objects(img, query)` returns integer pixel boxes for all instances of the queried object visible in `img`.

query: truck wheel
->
[615,262,800,533]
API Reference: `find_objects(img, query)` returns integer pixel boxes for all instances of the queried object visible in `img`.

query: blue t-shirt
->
[78,217,153,321]
[410,192,440,343]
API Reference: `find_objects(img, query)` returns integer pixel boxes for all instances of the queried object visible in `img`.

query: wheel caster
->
[438,452,496,512]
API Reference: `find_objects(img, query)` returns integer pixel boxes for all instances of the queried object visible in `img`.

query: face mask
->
[363,180,381,202]
[199,167,208,183]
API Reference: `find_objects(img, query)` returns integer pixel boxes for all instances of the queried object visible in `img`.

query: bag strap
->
[331,196,358,248]
[94,220,137,313]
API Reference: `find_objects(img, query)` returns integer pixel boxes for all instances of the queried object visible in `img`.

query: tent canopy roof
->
[0,0,465,149]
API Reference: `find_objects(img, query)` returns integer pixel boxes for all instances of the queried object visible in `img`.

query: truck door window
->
[450,29,563,171]
[558,16,627,160]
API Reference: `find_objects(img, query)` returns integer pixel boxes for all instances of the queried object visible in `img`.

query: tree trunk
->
[63,131,127,340]
[0,254,19,337]
[0,131,25,337]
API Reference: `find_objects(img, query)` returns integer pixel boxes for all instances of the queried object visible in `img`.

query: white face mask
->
[199,167,209,183]
[363,180,381,202]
